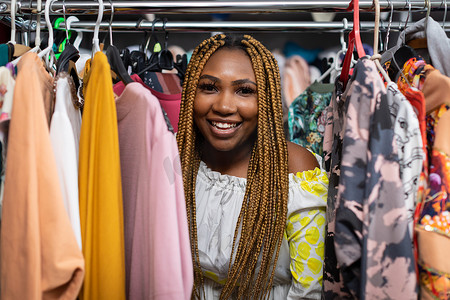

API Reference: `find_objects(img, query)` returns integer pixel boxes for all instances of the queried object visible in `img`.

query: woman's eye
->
[198,83,218,92]
[237,86,256,96]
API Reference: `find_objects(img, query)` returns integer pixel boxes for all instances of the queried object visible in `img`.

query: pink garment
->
[115,82,192,300]
[114,74,181,132]
[282,55,311,108]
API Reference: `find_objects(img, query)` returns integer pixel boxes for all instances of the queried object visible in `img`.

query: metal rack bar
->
[50,20,450,32]
[0,0,448,15]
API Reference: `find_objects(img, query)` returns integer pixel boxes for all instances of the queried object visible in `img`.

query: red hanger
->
[339,0,366,88]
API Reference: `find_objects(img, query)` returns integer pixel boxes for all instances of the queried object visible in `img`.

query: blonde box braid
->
[177,34,288,300]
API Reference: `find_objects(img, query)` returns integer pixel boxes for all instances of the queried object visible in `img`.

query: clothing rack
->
[43,20,450,32]
[0,0,449,15]
[1,0,449,34]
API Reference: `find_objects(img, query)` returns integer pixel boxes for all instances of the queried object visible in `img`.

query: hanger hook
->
[340,18,348,51]
[442,0,448,29]
[144,18,161,55]
[404,0,411,29]
[62,0,69,41]
[163,18,169,50]
[426,0,431,20]
[9,0,16,44]
[92,0,104,54]
[384,0,394,51]
[108,0,114,46]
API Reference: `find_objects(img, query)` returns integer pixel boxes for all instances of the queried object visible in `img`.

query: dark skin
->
[193,48,319,178]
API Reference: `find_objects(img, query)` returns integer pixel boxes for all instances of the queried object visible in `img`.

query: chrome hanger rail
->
[0,0,448,15]
[45,20,450,32]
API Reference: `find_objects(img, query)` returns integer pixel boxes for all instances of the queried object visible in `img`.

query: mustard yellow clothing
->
[1,52,84,299]
[79,51,126,300]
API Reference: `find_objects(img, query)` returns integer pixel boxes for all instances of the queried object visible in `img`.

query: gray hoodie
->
[381,17,450,77]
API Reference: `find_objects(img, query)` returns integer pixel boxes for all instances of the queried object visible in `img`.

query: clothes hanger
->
[91,0,104,55]
[66,16,83,50]
[371,0,392,84]
[339,0,366,89]
[105,0,133,85]
[386,0,420,82]
[442,0,447,29]
[8,0,32,59]
[137,18,175,76]
[156,19,174,71]
[56,0,80,81]
[37,0,55,70]
[10,0,41,65]
[383,0,394,52]
[144,18,162,61]
[316,18,348,83]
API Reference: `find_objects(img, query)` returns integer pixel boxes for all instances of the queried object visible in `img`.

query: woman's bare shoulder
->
[287,141,319,174]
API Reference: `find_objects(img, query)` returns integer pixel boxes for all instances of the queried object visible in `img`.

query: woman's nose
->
[212,90,237,115]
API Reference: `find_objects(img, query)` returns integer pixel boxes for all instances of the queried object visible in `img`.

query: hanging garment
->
[116,82,192,300]
[386,82,424,236]
[114,74,177,133]
[0,44,9,67]
[79,52,126,300]
[0,66,15,213]
[322,75,353,299]
[49,73,82,250]
[195,154,328,300]
[288,81,333,156]
[381,17,450,77]
[404,88,428,206]
[322,58,417,299]
[141,71,182,95]
[0,66,15,121]
[149,87,181,133]
[0,52,84,299]
[416,106,450,299]
[282,55,311,109]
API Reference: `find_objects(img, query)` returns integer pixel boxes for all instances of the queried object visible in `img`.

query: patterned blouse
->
[288,82,334,157]
[416,105,450,299]
[322,58,417,299]
[195,154,328,299]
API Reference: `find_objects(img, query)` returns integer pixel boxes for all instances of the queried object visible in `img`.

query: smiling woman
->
[177,34,328,300]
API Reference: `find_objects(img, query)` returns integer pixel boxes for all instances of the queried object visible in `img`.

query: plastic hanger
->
[105,0,133,85]
[66,16,83,50]
[316,18,348,83]
[158,19,174,70]
[371,0,392,84]
[54,8,73,60]
[144,18,163,62]
[137,18,174,76]
[56,0,80,76]
[8,0,32,59]
[37,0,55,69]
[339,0,366,88]
[92,0,104,55]
[9,0,16,45]
[10,0,41,66]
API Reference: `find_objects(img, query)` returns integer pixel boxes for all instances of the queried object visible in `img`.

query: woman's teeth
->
[211,121,238,129]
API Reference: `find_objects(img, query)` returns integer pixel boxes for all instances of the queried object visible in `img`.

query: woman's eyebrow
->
[199,75,219,82]
[231,79,257,86]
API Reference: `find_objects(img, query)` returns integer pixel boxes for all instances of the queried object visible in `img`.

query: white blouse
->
[195,155,328,299]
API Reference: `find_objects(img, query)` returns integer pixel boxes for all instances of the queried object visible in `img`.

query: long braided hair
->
[176,34,289,299]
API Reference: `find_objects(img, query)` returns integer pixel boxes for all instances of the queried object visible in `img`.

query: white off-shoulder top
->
[195,154,328,299]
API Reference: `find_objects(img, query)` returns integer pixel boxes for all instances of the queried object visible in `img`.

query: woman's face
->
[193,48,258,153]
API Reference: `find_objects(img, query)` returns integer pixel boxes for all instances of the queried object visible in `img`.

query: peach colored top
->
[0,52,84,299]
